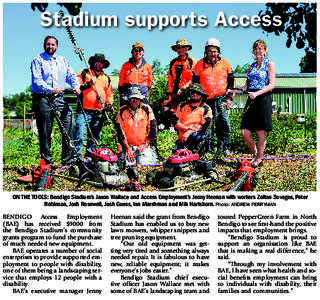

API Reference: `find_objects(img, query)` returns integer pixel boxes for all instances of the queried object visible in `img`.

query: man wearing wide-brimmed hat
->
[172,83,212,153]
[118,42,153,106]
[74,53,114,157]
[163,39,197,127]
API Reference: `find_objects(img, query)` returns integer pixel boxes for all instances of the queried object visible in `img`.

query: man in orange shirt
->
[116,87,158,165]
[74,53,113,157]
[163,39,196,126]
[118,42,153,106]
[194,38,233,156]
[172,84,212,153]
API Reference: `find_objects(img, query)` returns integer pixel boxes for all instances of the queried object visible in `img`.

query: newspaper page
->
[1,1,319,300]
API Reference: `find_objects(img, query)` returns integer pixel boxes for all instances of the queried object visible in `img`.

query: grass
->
[3,151,317,192]
[2,116,317,192]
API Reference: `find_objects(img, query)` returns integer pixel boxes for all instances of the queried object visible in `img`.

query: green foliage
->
[149,73,168,126]
[3,107,10,118]
[31,3,82,16]
[99,89,121,153]
[3,93,23,113]
[229,112,317,155]
[259,3,316,72]
[234,63,250,74]
[14,93,33,118]
[3,112,317,192]
[3,128,39,166]
[299,50,317,73]
[3,85,33,118]
[100,125,118,154]
[157,129,178,160]
[111,69,120,76]
[151,59,167,76]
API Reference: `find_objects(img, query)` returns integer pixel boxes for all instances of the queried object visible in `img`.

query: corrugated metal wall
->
[231,87,316,115]
[272,87,316,114]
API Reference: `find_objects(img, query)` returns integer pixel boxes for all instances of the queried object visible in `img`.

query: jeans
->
[74,112,103,157]
[32,93,75,165]
[206,98,231,151]
[173,131,205,153]
[120,146,158,166]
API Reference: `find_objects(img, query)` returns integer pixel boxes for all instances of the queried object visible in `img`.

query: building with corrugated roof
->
[233,73,317,114]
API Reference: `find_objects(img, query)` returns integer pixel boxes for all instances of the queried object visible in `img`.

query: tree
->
[234,63,250,74]
[151,59,164,76]
[149,60,168,125]
[111,69,120,76]
[299,50,316,73]
[14,86,33,118]
[3,94,21,113]
[15,94,33,118]
[259,3,316,73]
[31,3,82,15]
[3,86,33,118]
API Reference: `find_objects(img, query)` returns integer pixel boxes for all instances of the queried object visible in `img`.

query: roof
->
[235,73,317,88]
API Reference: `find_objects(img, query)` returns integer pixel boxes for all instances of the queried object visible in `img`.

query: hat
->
[205,38,220,49]
[127,87,145,100]
[171,39,192,51]
[189,83,208,98]
[132,42,144,50]
[88,53,110,68]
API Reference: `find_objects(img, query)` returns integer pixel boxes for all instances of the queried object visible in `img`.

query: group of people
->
[31,35,275,169]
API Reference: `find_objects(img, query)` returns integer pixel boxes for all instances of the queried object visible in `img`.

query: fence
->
[3,119,37,132]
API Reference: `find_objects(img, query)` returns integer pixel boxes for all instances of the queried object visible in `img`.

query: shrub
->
[149,73,168,126]
[3,127,39,166]
[157,129,178,160]
[229,112,317,155]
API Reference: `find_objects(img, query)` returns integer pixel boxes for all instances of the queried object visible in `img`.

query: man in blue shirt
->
[31,36,81,166]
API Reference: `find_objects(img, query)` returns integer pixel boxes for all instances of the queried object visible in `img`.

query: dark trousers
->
[33,93,75,165]
[173,131,205,153]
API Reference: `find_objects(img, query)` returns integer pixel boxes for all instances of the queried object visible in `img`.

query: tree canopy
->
[259,3,316,72]
[234,63,250,74]
[31,3,82,16]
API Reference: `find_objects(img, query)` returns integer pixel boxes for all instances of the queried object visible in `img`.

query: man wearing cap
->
[172,83,213,153]
[163,39,197,126]
[31,35,81,166]
[115,87,158,165]
[118,42,153,106]
[194,38,234,156]
[74,53,114,157]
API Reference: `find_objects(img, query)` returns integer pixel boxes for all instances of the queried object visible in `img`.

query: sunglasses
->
[190,91,202,96]
[176,46,187,50]
[133,48,144,52]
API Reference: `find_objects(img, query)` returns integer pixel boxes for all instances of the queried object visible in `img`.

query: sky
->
[1,1,311,96]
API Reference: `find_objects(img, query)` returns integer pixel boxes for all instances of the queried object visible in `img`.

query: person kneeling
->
[172,83,212,153]
[116,87,158,165]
